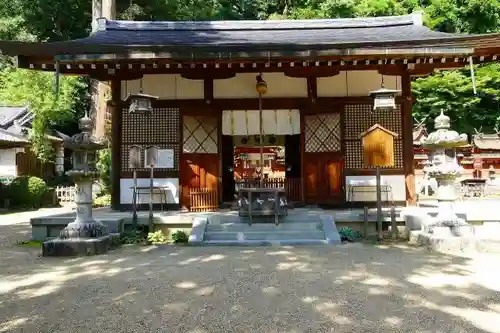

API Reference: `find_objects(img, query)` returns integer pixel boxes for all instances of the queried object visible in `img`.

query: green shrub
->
[8,176,48,208]
[171,230,189,244]
[338,227,363,242]
[120,228,147,245]
[93,194,111,208]
[147,230,168,244]
[96,148,111,194]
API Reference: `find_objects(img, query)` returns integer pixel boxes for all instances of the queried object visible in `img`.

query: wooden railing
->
[236,177,302,202]
[55,185,76,204]
[189,188,219,212]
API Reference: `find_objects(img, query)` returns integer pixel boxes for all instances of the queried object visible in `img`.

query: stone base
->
[416,232,480,252]
[42,233,120,257]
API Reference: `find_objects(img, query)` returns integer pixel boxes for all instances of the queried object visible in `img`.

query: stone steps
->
[205,221,322,232]
[204,229,326,242]
[201,213,341,245]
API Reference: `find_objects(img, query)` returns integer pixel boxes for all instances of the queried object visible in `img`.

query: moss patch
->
[16,240,42,247]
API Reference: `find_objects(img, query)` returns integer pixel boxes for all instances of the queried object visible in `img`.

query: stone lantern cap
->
[423,111,468,148]
[63,114,107,151]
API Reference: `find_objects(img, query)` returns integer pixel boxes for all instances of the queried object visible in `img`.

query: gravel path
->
[1,222,500,332]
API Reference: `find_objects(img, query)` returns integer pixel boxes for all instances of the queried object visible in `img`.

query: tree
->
[412,64,500,135]
[0,62,87,162]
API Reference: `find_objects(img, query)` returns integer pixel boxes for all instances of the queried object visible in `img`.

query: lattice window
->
[304,113,341,153]
[183,116,218,154]
[343,104,403,169]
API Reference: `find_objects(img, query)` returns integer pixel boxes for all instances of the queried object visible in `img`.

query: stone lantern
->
[421,111,473,238]
[42,114,114,256]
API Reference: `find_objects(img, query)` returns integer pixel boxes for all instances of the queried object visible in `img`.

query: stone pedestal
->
[42,114,114,257]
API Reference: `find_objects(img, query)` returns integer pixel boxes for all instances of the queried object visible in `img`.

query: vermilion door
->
[180,154,219,208]
[303,113,344,204]
[180,115,219,210]
[304,153,343,203]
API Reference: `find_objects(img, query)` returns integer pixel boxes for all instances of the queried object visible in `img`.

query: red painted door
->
[180,154,219,209]
[304,152,343,204]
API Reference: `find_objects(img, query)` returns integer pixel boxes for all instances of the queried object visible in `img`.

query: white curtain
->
[222,109,300,135]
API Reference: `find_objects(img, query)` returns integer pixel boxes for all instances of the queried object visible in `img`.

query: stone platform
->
[42,233,120,256]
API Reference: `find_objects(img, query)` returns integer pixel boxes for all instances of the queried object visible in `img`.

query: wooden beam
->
[401,70,416,205]
[284,67,340,78]
[110,78,122,210]
[182,71,235,80]
[307,77,317,105]
[204,78,214,104]
[153,96,406,111]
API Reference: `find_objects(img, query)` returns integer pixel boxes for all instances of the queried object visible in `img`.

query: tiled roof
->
[473,134,500,150]
[0,105,29,128]
[413,126,428,145]
[1,12,499,58]
[0,128,29,145]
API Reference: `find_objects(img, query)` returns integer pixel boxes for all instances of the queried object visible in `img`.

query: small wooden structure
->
[238,187,287,225]
[360,124,398,167]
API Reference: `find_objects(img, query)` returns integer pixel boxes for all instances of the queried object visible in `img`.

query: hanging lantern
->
[369,87,400,111]
[125,93,159,114]
[256,74,268,95]
[125,77,159,114]
[369,74,400,111]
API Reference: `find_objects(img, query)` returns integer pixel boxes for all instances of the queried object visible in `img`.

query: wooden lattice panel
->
[344,104,403,169]
[121,107,180,144]
[304,113,341,153]
[121,107,181,171]
[183,116,218,154]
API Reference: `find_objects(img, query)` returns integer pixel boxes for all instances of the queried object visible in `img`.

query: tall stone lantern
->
[42,114,114,256]
[422,111,472,236]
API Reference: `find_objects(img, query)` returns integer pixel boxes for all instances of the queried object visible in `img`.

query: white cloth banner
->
[222,109,300,135]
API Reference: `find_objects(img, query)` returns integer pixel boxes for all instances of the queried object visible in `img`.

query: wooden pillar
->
[110,79,122,210]
[402,70,416,205]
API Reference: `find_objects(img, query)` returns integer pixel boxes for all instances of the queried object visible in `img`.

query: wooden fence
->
[55,185,75,204]
[189,188,219,212]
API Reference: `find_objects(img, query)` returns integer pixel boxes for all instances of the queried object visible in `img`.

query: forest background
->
[1,0,500,161]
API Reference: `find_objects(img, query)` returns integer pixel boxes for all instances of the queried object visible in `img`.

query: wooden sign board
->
[360,124,398,168]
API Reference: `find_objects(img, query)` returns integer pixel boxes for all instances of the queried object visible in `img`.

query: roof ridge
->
[96,13,418,32]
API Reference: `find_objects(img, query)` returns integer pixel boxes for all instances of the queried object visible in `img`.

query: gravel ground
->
[1,222,500,333]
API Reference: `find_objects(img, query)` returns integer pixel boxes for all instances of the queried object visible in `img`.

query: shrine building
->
[1,11,500,211]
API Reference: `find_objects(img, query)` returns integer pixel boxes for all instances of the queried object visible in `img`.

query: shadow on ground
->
[1,238,499,332]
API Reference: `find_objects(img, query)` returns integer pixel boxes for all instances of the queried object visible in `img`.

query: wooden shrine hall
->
[2,11,500,211]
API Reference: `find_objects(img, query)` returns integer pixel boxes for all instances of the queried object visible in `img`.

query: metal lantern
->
[369,87,400,111]
[128,145,142,169]
[125,93,158,114]
[145,146,159,167]
[125,76,158,114]
[256,74,268,95]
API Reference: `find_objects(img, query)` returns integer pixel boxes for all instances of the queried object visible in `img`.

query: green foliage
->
[120,227,148,245]
[0,62,87,163]
[96,148,112,194]
[93,194,111,208]
[171,230,190,244]
[147,230,169,244]
[413,64,500,135]
[8,176,48,208]
[338,227,363,242]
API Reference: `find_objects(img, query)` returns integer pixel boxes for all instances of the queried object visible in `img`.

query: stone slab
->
[41,233,120,257]
[31,218,125,241]
[320,215,342,245]
[188,217,207,245]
